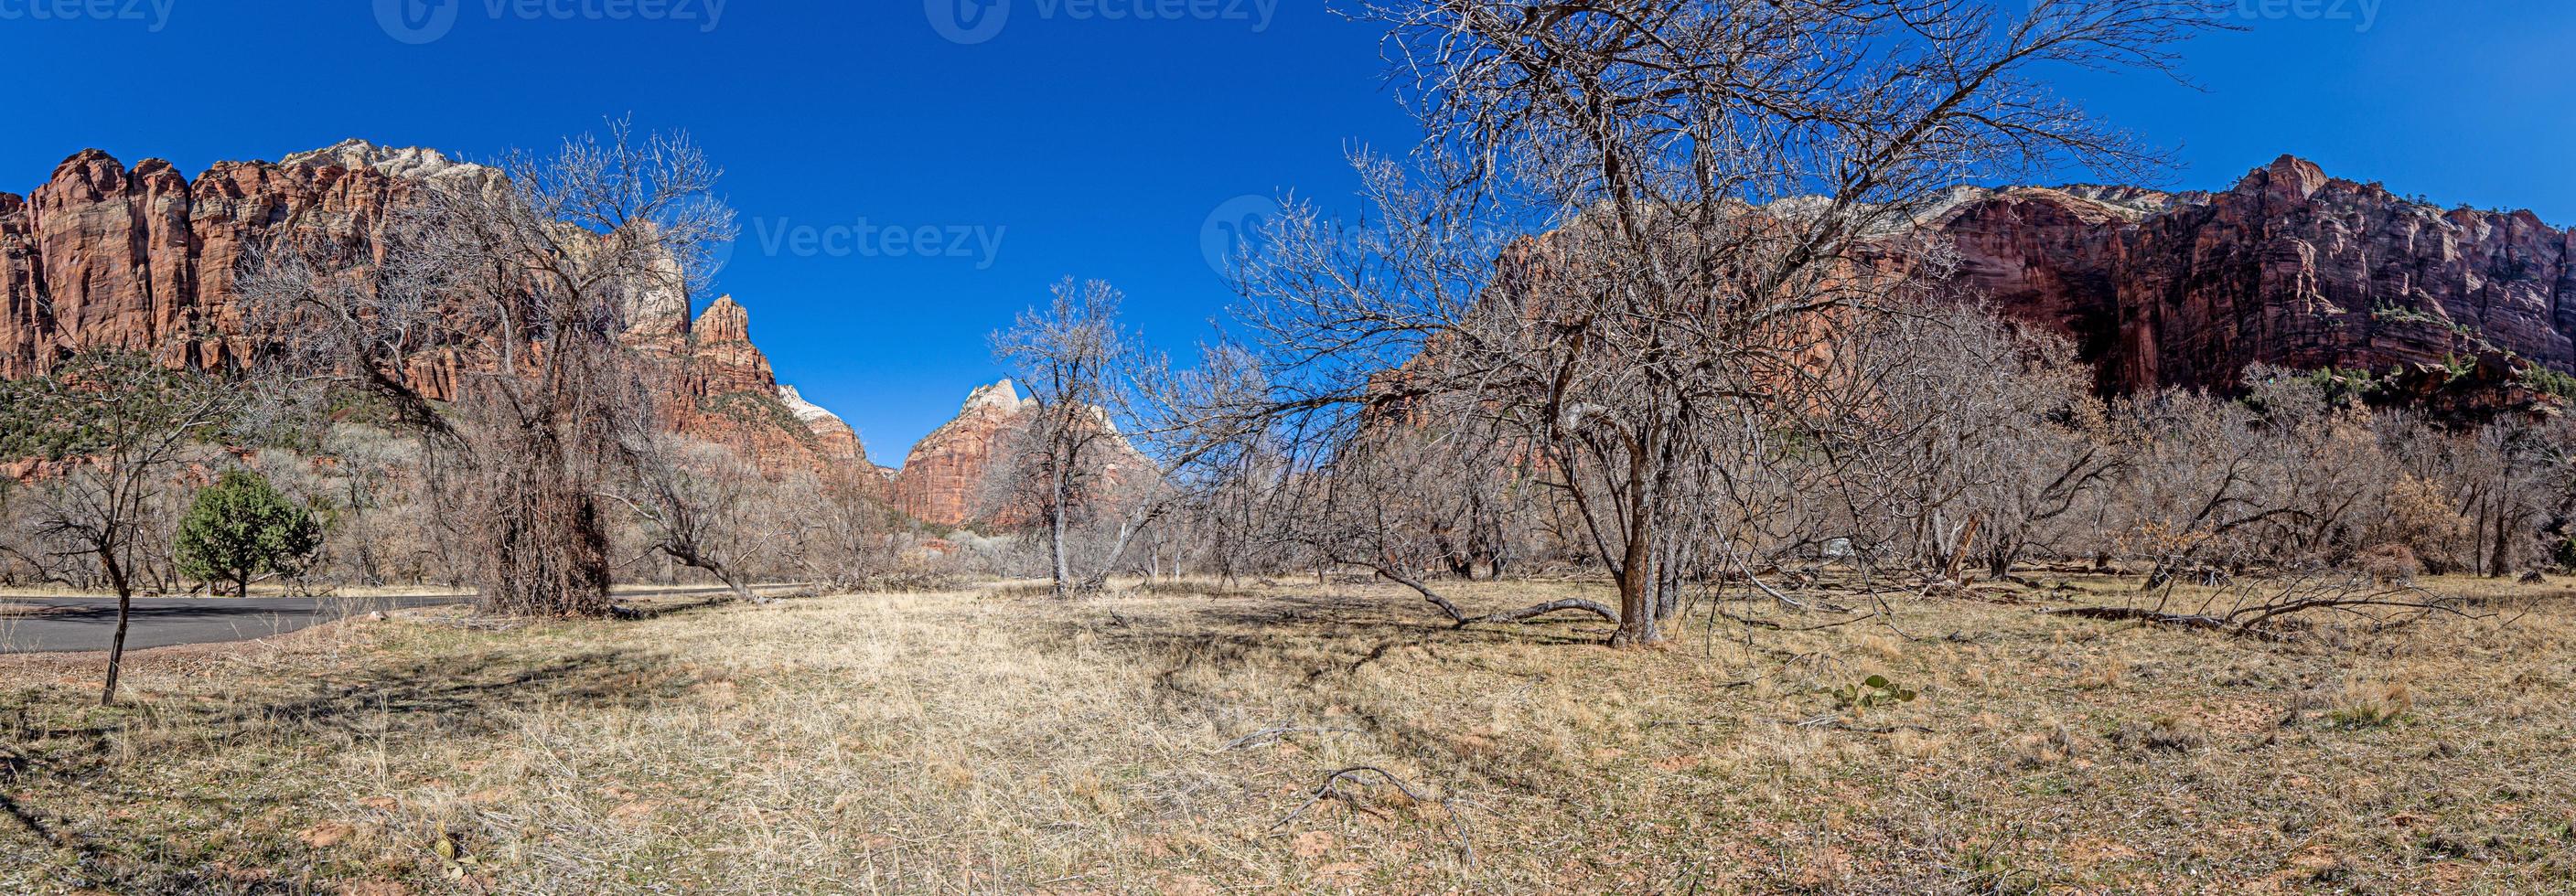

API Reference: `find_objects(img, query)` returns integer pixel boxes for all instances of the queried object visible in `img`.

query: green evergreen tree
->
[175,470,323,598]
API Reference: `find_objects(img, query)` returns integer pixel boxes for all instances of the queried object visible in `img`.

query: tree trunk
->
[2490,510,2512,578]
[1610,565,1661,647]
[1050,474,1074,599]
[1944,515,1983,583]
[478,450,615,616]
[101,552,134,707]
[1610,511,1662,647]
[662,544,763,604]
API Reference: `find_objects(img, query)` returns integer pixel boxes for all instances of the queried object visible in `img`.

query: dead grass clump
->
[2109,714,2205,753]
[2074,655,2127,690]
[2326,677,2415,728]
[981,580,1063,600]
[2002,719,2082,770]
[2356,543,2423,585]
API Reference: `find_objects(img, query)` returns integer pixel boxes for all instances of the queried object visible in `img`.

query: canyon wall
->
[1934,156,2575,400]
[9,144,2563,522]
[891,380,1034,528]
[0,141,869,472]
[890,379,1149,528]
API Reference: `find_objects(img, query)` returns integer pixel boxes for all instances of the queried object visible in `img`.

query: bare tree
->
[992,280,1141,597]
[1232,0,2221,645]
[1248,416,1593,625]
[990,281,1261,596]
[2450,418,2562,578]
[611,432,771,603]
[0,350,239,704]
[776,469,905,589]
[246,121,733,617]
[1809,306,2120,581]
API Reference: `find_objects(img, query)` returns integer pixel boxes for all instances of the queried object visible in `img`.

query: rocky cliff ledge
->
[0,141,869,472]
[1935,156,2575,401]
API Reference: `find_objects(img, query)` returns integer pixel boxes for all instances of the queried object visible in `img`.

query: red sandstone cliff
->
[889,379,1152,528]
[891,379,1032,527]
[0,141,869,471]
[678,296,875,472]
[1933,156,2575,400]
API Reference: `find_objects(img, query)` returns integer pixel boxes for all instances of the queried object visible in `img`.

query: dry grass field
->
[3,573,2573,894]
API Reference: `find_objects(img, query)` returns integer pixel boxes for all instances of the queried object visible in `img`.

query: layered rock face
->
[677,296,874,472]
[0,142,868,472]
[889,379,1153,528]
[892,380,1033,527]
[1933,156,2576,398]
[780,385,865,462]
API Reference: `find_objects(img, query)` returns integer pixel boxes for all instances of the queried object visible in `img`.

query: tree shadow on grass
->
[1063,588,1603,709]
[1117,588,1605,650]
[203,647,697,738]
[1,646,695,894]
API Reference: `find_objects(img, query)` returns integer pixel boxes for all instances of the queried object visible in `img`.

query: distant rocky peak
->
[778,384,842,425]
[1926,154,2576,408]
[961,379,1026,414]
[282,138,492,186]
[692,295,752,342]
[2238,154,2330,202]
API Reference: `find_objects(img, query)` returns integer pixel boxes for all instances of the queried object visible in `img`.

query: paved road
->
[0,586,770,655]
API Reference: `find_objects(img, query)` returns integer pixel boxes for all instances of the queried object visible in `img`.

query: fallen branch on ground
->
[1375,566,1615,630]
[2043,574,2476,643]
[1461,599,1618,627]
[1275,766,1475,866]
[2039,606,2232,631]
[1787,713,1933,735]
[1221,726,1363,752]
[1647,718,1738,729]
[1715,609,1879,632]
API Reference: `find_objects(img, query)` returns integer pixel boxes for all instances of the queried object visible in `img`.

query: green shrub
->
[2522,366,2576,400]
[1830,675,1918,711]
[175,470,323,597]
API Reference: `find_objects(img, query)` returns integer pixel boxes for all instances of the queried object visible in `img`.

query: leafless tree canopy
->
[244,122,735,617]
[987,279,1279,596]
[1222,0,2227,645]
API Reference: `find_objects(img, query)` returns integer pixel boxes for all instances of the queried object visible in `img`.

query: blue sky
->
[4,0,2569,461]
